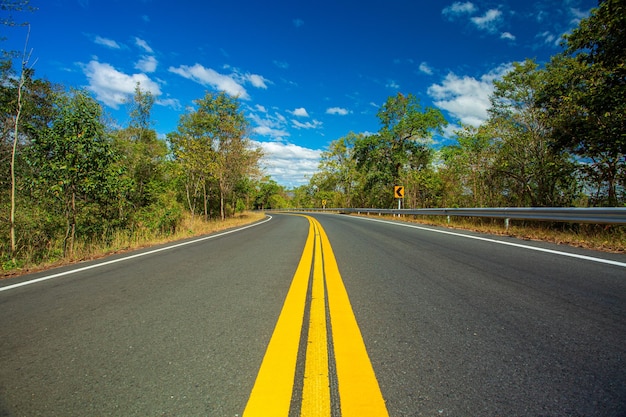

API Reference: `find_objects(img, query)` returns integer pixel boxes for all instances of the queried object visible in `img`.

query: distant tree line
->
[296,0,625,210]
[1,0,624,268]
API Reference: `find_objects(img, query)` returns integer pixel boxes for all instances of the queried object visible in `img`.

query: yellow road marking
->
[319,220,389,416]
[243,215,389,416]
[242,220,314,417]
[301,221,331,416]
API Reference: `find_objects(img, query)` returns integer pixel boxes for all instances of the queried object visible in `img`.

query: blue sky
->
[2,0,595,187]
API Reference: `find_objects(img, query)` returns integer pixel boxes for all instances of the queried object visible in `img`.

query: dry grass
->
[4,210,622,279]
[352,213,626,254]
[1,211,267,279]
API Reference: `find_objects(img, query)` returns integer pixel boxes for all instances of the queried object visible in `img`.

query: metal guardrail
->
[273,207,626,225]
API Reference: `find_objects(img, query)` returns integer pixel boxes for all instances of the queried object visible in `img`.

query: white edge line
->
[352,216,626,268]
[0,215,274,292]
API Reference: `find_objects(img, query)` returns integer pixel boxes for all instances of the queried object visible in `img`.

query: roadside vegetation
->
[1,1,624,276]
[352,213,625,254]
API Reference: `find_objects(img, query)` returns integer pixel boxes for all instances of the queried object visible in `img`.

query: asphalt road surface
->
[1,213,625,416]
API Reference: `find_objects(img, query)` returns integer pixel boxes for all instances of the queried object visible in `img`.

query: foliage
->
[114,85,168,211]
[488,59,580,207]
[352,93,446,207]
[169,92,262,220]
[253,178,288,210]
[539,0,625,205]
[26,89,121,255]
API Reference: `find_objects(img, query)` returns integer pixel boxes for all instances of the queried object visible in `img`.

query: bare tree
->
[9,24,35,258]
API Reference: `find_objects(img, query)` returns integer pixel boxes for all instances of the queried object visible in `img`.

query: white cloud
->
[471,9,502,32]
[427,64,512,127]
[249,112,290,141]
[134,37,154,53]
[326,107,349,115]
[94,36,121,49]
[442,2,477,16]
[168,63,249,99]
[135,55,158,73]
[569,7,589,24]
[291,107,309,117]
[500,32,516,41]
[292,119,322,130]
[386,80,400,89]
[156,97,182,110]
[419,62,434,75]
[246,73,270,89]
[536,30,560,47]
[255,141,322,187]
[83,60,161,109]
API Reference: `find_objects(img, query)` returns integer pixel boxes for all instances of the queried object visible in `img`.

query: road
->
[1,213,625,416]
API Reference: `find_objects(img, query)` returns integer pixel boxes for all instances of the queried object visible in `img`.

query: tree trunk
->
[219,175,226,221]
[10,33,30,259]
[64,190,76,257]
[10,84,22,258]
[185,182,195,219]
[220,189,225,221]
[203,181,208,221]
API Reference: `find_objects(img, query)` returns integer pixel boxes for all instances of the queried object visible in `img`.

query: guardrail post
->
[447,215,451,225]
[505,218,510,232]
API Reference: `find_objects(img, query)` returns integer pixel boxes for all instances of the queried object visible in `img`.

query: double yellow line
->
[244,215,389,417]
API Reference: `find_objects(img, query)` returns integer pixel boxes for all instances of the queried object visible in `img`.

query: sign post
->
[393,186,404,210]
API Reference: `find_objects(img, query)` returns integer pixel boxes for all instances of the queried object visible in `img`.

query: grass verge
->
[1,211,267,279]
[351,213,626,254]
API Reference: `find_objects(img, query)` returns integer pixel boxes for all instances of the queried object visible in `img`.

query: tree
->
[1,1,37,259]
[353,93,446,207]
[1,0,36,28]
[169,92,261,220]
[488,59,579,207]
[115,84,167,211]
[254,178,284,210]
[8,25,35,257]
[28,89,118,255]
[540,0,625,205]
[439,125,499,207]
[168,110,214,220]
[315,132,360,207]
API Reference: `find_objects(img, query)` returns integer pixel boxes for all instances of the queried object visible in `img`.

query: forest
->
[1,0,624,271]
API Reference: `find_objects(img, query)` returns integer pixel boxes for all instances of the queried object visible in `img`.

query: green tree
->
[314,132,361,207]
[27,89,119,255]
[488,59,579,207]
[169,92,260,220]
[254,178,284,210]
[168,110,214,220]
[291,184,317,208]
[354,93,446,207]
[439,125,502,207]
[1,65,57,261]
[540,0,625,205]
[115,84,167,211]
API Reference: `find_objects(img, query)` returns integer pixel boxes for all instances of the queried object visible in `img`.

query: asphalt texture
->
[1,213,625,416]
